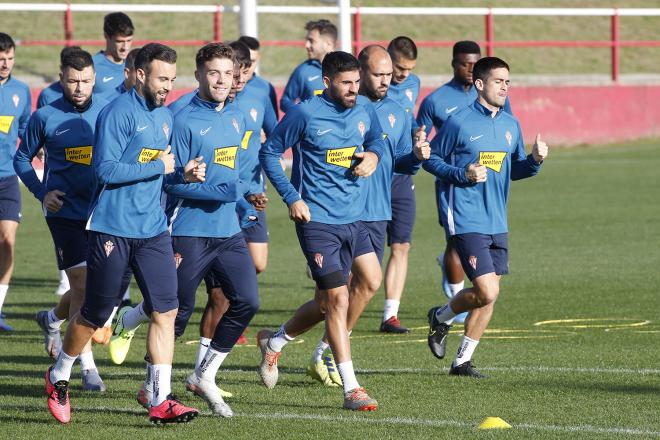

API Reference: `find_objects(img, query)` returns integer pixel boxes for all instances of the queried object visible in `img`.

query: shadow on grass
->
[8,277,58,288]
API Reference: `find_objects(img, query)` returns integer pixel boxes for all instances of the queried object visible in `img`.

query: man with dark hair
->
[280,19,337,113]
[239,35,279,117]
[417,41,512,323]
[93,12,135,96]
[111,46,141,97]
[424,57,548,378]
[37,46,82,109]
[0,32,31,332]
[43,43,202,425]
[14,48,118,392]
[258,51,384,411]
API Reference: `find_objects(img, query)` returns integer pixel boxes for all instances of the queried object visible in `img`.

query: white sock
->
[122,287,131,301]
[0,284,8,314]
[47,309,66,329]
[196,347,228,382]
[337,361,360,393]
[383,299,400,321]
[50,350,78,383]
[448,282,464,297]
[434,303,457,324]
[144,361,153,394]
[268,325,294,352]
[58,270,69,284]
[151,364,172,407]
[195,337,212,370]
[79,350,96,371]
[454,335,479,367]
[313,339,329,363]
[122,302,149,330]
[103,306,119,328]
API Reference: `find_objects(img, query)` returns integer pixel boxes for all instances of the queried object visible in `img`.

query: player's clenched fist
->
[532,133,548,164]
[465,163,487,183]
[414,140,431,161]
[184,155,206,183]
[289,199,311,223]
[43,189,66,213]
[158,145,176,174]
[352,151,379,177]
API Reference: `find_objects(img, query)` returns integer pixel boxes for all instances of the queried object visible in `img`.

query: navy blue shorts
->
[453,233,509,281]
[46,217,88,270]
[363,220,387,263]
[388,174,415,245]
[296,221,374,290]
[242,209,269,243]
[0,175,21,222]
[81,231,178,328]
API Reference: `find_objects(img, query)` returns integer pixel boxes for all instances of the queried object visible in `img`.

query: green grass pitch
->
[1,140,659,439]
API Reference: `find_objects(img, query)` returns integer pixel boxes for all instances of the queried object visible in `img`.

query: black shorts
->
[387,174,415,245]
[0,175,21,222]
[453,233,509,281]
[46,217,88,270]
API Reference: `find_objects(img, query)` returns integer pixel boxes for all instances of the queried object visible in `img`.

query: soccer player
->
[92,12,134,97]
[238,35,279,117]
[279,19,336,113]
[14,48,114,391]
[37,47,81,109]
[43,43,202,424]
[417,41,512,323]
[379,36,422,333]
[424,57,548,378]
[258,51,384,411]
[0,33,31,332]
[105,46,141,100]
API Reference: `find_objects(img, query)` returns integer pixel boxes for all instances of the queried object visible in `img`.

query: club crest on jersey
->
[358,121,366,138]
[174,252,183,269]
[232,118,239,133]
[57,247,64,261]
[505,130,512,147]
[12,94,19,108]
[162,122,169,138]
[314,253,323,268]
[405,89,413,102]
[104,240,115,257]
[388,113,396,128]
[469,256,477,270]
[250,108,258,122]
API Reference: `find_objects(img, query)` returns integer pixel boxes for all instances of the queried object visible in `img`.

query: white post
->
[240,0,258,37]
[338,0,352,53]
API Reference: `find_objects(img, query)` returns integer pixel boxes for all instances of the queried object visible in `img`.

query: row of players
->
[0,12,548,425]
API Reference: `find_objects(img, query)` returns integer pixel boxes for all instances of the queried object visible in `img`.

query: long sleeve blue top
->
[280,59,324,113]
[0,76,32,178]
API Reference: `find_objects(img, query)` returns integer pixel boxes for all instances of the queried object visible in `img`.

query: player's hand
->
[247,193,269,211]
[414,140,431,161]
[36,148,45,162]
[184,155,206,183]
[532,133,548,164]
[352,151,379,177]
[158,145,176,174]
[465,163,487,183]
[289,199,311,223]
[414,125,427,143]
[43,189,66,213]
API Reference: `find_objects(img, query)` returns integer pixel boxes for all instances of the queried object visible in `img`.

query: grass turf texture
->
[2,0,660,81]
[1,139,659,438]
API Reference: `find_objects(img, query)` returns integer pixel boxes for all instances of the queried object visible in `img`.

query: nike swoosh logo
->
[316,129,332,136]
[55,129,70,136]
[308,75,320,81]
[200,127,211,136]
[445,106,458,114]
[102,76,114,83]
[137,125,148,132]
[470,135,484,142]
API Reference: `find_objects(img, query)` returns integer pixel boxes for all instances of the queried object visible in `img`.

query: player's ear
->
[323,75,331,89]
[474,78,484,92]
[136,67,146,85]
[194,69,200,83]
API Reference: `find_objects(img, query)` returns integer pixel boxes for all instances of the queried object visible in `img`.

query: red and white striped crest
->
[469,256,478,270]
[358,121,366,138]
[174,252,183,269]
[314,253,323,268]
[388,113,396,128]
[104,240,114,257]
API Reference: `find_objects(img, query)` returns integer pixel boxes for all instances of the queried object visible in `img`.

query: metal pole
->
[213,6,222,42]
[338,0,352,53]
[485,8,494,57]
[240,0,258,37]
[352,7,361,55]
[611,10,619,82]
[64,0,73,46]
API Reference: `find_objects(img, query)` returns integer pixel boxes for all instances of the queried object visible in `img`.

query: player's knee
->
[390,243,410,258]
[325,289,349,312]
[253,258,267,274]
[474,283,499,306]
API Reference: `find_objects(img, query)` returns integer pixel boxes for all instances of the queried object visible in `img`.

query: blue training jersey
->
[260,92,386,225]
[0,77,31,178]
[87,88,186,238]
[280,59,324,113]
[169,90,197,116]
[233,88,278,195]
[245,73,279,119]
[387,73,421,129]
[14,96,109,220]
[361,95,421,222]
[37,81,64,109]
[165,94,248,238]
[92,52,125,97]
[422,99,541,236]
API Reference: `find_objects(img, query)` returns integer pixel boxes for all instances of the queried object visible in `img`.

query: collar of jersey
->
[319,91,351,113]
[306,59,322,68]
[191,93,229,111]
[471,99,503,118]
[0,76,16,88]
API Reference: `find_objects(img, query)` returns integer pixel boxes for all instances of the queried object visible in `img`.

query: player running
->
[239,35,279,117]
[424,57,548,378]
[92,12,134,97]
[0,33,31,332]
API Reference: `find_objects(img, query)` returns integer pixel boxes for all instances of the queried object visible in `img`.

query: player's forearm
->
[259,151,299,206]
[422,157,469,184]
[13,152,46,201]
[510,154,542,181]
[164,180,245,202]
[96,160,165,185]
[393,150,422,175]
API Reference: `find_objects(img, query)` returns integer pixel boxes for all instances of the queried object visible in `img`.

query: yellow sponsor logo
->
[313,89,324,96]
[0,115,15,134]
[214,146,238,169]
[138,148,161,163]
[479,151,507,173]
[65,146,93,165]
[241,130,254,150]
[326,146,357,169]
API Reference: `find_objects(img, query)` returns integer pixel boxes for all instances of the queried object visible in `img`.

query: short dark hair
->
[473,56,510,82]
[228,40,252,68]
[0,33,15,53]
[60,47,94,72]
[135,43,177,73]
[238,36,260,51]
[322,51,359,79]
[195,42,233,70]
[305,19,338,42]
[453,40,481,58]
[388,36,417,61]
[103,12,134,37]
[125,48,141,71]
